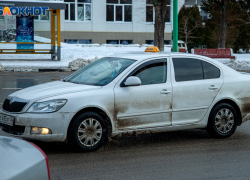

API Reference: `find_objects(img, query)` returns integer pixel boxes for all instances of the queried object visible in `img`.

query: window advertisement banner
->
[16,16,34,50]
[0,24,7,31]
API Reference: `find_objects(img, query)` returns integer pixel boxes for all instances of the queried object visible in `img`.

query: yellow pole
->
[57,9,61,61]
[51,12,55,48]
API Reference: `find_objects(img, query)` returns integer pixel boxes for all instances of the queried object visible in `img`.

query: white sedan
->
[0,136,50,180]
[0,51,250,151]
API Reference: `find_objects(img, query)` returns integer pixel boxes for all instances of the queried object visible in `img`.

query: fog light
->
[31,127,52,134]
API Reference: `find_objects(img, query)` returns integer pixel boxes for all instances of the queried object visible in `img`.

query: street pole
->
[173,0,178,52]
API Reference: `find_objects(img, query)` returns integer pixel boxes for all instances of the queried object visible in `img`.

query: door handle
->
[160,89,171,94]
[209,85,218,90]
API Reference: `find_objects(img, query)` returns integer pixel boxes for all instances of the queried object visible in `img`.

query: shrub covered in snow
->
[68,57,98,71]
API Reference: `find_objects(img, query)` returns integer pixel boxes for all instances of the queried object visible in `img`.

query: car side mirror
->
[124,76,141,87]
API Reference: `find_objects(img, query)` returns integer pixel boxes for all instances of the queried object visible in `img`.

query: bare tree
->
[178,5,202,48]
[237,0,250,28]
[179,19,202,46]
[153,0,167,51]
[218,0,229,48]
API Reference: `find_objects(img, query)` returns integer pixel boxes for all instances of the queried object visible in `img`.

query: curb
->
[0,67,73,72]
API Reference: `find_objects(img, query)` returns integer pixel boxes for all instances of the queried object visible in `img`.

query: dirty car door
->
[114,58,172,130]
[171,57,223,125]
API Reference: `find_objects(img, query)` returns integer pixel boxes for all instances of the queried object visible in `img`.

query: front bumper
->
[0,109,75,142]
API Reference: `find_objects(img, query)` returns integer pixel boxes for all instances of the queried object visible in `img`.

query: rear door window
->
[202,61,220,79]
[173,58,203,82]
[173,58,221,82]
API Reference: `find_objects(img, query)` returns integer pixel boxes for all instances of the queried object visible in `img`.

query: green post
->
[173,0,178,52]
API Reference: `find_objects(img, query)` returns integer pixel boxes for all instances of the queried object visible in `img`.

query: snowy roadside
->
[0,42,250,72]
[215,54,250,71]
[0,43,170,71]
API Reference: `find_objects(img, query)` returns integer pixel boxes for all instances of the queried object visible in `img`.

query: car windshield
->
[64,57,136,86]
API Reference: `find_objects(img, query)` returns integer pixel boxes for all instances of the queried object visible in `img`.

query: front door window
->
[130,60,167,85]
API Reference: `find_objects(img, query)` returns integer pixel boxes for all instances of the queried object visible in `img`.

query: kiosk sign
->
[0,6,49,50]
[0,7,49,16]
[16,16,34,50]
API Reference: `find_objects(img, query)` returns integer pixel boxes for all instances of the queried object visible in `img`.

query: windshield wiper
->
[70,81,79,84]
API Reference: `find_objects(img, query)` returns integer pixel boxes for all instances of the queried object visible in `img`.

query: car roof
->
[108,52,191,61]
[108,52,239,74]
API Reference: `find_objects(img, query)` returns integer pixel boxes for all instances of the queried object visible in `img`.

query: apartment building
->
[0,0,186,44]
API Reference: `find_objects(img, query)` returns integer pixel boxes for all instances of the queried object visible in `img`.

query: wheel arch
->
[211,99,242,126]
[67,106,113,140]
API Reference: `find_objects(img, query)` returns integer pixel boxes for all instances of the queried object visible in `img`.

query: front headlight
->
[27,99,67,113]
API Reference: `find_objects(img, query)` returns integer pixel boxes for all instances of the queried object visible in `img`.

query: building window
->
[34,11,50,21]
[64,0,91,21]
[65,39,92,44]
[164,40,171,45]
[146,40,171,45]
[185,0,202,6]
[107,40,133,44]
[146,0,171,23]
[106,0,132,22]
[200,9,208,21]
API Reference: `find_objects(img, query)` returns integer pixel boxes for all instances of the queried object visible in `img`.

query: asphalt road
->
[1,72,250,180]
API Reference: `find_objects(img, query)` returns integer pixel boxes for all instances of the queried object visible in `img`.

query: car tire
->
[207,103,237,138]
[68,112,107,152]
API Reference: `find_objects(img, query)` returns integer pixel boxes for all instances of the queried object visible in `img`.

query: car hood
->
[9,81,102,101]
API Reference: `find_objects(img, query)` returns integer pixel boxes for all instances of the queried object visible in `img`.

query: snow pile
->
[68,57,98,71]
[218,59,250,71]
[215,54,250,71]
[0,63,5,71]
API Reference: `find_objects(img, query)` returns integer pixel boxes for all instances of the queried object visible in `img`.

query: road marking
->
[2,88,22,90]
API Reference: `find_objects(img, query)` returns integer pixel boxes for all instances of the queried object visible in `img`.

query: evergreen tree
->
[202,0,232,48]
[201,0,250,52]
[178,5,203,51]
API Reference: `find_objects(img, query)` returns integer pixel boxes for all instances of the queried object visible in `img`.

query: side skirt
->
[111,123,207,137]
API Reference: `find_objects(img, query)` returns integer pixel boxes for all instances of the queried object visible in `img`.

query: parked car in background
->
[178,40,187,50]
[171,40,187,52]
[0,136,50,180]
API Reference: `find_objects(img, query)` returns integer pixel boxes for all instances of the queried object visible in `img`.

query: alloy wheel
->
[77,118,103,147]
[215,108,234,134]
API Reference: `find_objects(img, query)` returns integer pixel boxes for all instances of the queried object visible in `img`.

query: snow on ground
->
[0,39,250,71]
[234,54,250,62]
[0,42,171,69]
[216,54,250,71]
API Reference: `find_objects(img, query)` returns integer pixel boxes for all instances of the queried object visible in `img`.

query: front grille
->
[2,97,28,113]
[0,123,25,135]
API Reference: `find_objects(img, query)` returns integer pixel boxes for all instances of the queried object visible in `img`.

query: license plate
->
[0,113,15,126]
